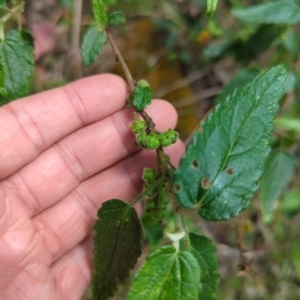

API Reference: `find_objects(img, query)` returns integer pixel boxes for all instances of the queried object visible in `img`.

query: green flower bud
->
[131,119,146,134]
[145,199,156,211]
[160,138,172,148]
[145,135,160,150]
[166,129,179,144]
[143,168,157,185]
[151,209,168,220]
[136,133,147,147]
[158,193,168,208]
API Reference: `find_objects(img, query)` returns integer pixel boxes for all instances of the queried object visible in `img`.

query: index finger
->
[0,74,128,180]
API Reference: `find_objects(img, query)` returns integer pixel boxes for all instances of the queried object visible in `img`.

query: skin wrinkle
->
[0,187,7,225]
[4,174,41,217]
[53,142,87,184]
[62,85,86,129]
[111,111,136,156]
[72,188,99,221]
[34,218,66,263]
[3,105,41,155]
[51,238,93,300]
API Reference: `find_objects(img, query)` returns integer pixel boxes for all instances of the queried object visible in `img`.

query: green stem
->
[106,31,136,92]
[130,176,166,207]
[1,2,24,24]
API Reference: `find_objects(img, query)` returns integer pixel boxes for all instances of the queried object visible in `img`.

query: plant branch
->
[1,2,24,24]
[130,176,166,207]
[106,31,136,92]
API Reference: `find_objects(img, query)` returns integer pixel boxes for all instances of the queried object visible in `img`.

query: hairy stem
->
[106,31,136,92]
[130,176,166,207]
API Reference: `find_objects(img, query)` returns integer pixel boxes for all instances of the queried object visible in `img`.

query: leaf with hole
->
[0,30,34,104]
[108,11,126,26]
[188,233,219,299]
[173,66,287,221]
[92,0,108,28]
[127,246,200,300]
[261,151,296,222]
[232,0,300,24]
[81,26,107,67]
[92,199,143,300]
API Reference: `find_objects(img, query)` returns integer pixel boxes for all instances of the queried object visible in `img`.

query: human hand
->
[0,75,184,299]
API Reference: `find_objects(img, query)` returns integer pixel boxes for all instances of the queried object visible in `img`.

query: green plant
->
[79,1,289,300]
[1,0,299,299]
[0,1,34,104]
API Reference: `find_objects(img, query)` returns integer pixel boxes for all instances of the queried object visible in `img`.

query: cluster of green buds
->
[131,118,179,150]
[143,168,169,221]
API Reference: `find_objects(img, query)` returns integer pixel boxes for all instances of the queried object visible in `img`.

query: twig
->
[153,69,208,98]
[106,31,136,92]
[172,86,222,108]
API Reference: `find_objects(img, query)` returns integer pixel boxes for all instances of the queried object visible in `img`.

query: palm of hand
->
[0,75,183,300]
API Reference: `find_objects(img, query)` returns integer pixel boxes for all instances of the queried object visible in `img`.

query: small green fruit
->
[143,168,157,185]
[151,209,168,220]
[166,129,179,143]
[145,135,160,150]
[136,133,147,147]
[158,193,168,208]
[131,119,146,134]
[160,138,172,148]
[146,199,156,211]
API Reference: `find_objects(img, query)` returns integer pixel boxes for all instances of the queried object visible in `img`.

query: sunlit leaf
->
[0,0,5,9]
[0,30,34,104]
[206,0,218,16]
[188,233,219,300]
[130,79,152,111]
[81,26,107,67]
[232,0,300,24]
[261,151,296,222]
[174,66,287,221]
[93,0,108,28]
[92,199,143,300]
[127,246,200,300]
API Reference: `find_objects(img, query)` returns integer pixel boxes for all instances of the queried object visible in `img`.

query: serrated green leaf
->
[0,30,34,104]
[93,0,108,28]
[131,79,152,111]
[188,233,219,300]
[174,66,287,221]
[108,11,126,26]
[92,199,144,300]
[0,0,5,9]
[81,26,107,67]
[274,117,300,133]
[232,0,300,24]
[261,151,296,222]
[127,246,200,300]
[206,0,218,16]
